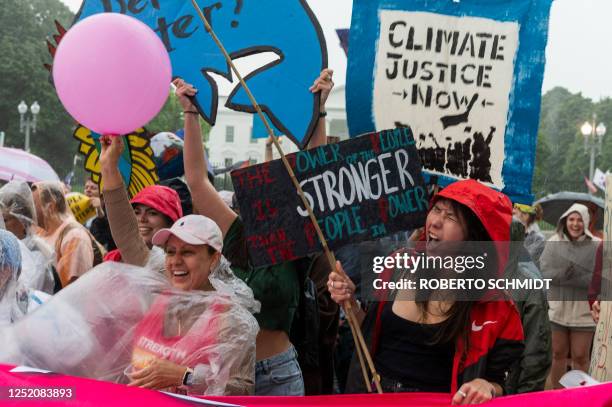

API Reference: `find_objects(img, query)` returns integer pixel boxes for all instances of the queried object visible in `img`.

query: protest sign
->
[232,128,427,267]
[590,174,612,381]
[66,193,96,225]
[73,0,327,148]
[73,126,158,198]
[593,168,608,191]
[346,0,553,204]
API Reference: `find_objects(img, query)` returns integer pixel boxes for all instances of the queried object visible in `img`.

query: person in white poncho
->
[0,181,55,294]
[0,216,259,396]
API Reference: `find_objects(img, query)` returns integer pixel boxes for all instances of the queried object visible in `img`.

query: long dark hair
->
[417,199,493,358]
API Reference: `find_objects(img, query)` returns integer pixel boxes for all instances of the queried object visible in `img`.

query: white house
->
[206,85,348,169]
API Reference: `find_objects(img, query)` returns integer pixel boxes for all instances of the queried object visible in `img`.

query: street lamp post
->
[18,101,40,153]
[581,114,606,192]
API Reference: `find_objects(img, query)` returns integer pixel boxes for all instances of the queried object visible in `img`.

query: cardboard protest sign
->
[66,193,96,225]
[232,128,427,267]
[346,0,553,204]
[73,126,159,198]
[590,174,612,381]
[74,1,327,149]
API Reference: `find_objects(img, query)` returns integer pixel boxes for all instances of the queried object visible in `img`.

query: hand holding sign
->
[53,13,172,135]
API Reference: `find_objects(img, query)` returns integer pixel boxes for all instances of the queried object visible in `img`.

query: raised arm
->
[307,68,334,149]
[174,79,237,237]
[99,135,150,266]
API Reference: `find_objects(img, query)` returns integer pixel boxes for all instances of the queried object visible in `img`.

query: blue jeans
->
[255,345,304,396]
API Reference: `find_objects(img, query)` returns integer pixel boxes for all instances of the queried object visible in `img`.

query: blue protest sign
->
[252,113,282,139]
[75,1,327,149]
[346,0,553,204]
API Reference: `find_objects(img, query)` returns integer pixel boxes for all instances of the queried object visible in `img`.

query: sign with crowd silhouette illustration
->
[346,0,553,203]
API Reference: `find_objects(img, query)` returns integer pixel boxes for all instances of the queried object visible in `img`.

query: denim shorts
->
[255,345,304,396]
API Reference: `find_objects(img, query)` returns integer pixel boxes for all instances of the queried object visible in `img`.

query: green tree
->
[0,0,75,178]
[147,93,184,134]
[560,135,591,193]
[532,87,612,197]
[531,132,552,198]
[595,97,612,175]
[147,92,211,142]
[0,1,214,187]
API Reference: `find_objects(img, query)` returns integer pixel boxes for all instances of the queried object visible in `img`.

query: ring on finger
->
[457,390,467,398]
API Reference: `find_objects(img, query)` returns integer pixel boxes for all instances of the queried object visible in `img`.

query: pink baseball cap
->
[152,215,223,252]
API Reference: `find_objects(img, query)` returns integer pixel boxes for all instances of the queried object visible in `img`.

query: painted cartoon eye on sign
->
[74,0,327,149]
[347,0,553,204]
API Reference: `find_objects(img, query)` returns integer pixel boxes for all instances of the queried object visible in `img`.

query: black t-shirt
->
[374,301,454,392]
[89,216,116,252]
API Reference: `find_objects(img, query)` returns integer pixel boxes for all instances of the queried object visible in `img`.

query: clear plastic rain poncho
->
[31,181,94,287]
[0,256,260,396]
[0,181,55,293]
[0,229,28,324]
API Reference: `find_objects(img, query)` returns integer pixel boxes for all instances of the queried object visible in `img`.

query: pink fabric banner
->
[1,364,611,406]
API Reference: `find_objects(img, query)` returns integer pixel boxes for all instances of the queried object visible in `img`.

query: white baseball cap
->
[152,214,223,252]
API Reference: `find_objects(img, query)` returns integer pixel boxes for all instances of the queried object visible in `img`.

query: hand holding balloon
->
[99,135,125,191]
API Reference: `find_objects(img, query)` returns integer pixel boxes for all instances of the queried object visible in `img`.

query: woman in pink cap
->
[123,214,259,395]
[99,136,259,395]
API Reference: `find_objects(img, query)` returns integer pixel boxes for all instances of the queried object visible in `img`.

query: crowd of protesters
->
[0,69,605,403]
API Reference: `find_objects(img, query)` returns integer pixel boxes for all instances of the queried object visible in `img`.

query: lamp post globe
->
[30,101,40,115]
[581,121,593,137]
[17,101,28,115]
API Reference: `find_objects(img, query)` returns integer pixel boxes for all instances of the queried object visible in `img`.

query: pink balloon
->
[53,13,172,135]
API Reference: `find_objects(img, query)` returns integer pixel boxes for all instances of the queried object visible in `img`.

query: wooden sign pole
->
[190,0,383,393]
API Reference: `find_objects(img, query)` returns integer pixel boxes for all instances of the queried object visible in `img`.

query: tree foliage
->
[0,0,204,184]
[534,88,611,199]
[0,0,75,178]
[147,93,211,142]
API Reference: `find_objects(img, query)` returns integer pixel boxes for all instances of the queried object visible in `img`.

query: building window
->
[225,126,235,142]
[250,127,258,143]
[224,158,233,168]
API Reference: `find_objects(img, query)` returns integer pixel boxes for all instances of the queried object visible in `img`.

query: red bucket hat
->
[130,185,183,223]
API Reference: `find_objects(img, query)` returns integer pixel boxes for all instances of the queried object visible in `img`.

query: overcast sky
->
[59,0,611,100]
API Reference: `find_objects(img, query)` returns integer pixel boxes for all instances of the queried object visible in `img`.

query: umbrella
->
[535,191,605,230]
[0,147,60,183]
